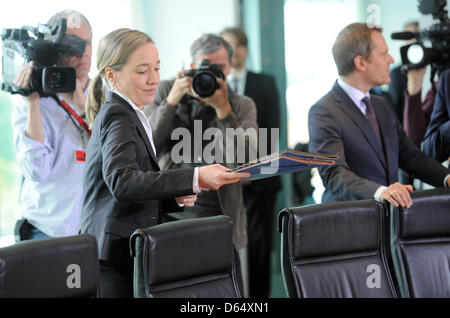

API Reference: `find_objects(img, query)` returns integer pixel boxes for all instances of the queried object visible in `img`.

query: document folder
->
[230,150,339,180]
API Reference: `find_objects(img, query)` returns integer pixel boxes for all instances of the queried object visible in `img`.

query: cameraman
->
[11,9,92,240]
[144,34,258,289]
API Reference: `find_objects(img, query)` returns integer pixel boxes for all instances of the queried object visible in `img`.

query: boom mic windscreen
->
[27,39,59,66]
[391,31,417,40]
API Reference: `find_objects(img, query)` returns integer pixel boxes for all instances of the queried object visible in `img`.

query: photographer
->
[220,26,281,298]
[144,34,258,288]
[11,9,92,240]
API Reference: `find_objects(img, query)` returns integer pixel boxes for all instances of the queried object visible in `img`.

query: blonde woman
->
[81,28,249,298]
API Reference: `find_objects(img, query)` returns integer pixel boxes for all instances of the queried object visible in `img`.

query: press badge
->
[75,150,86,163]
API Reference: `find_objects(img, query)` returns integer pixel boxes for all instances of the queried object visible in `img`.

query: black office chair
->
[0,234,99,298]
[389,188,450,298]
[278,200,397,298]
[130,215,241,298]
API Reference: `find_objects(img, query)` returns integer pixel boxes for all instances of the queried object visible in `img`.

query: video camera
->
[183,59,225,98]
[391,0,450,77]
[1,18,86,97]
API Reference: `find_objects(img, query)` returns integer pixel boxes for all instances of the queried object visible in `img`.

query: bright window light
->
[284,0,359,147]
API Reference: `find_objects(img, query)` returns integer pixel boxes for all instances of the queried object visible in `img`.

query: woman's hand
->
[198,164,250,191]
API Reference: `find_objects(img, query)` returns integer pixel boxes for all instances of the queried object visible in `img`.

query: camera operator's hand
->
[61,78,87,114]
[197,78,232,120]
[407,67,427,96]
[13,62,40,106]
[14,62,45,143]
[167,70,194,107]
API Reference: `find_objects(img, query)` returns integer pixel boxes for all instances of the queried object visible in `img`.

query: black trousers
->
[244,187,278,298]
[99,260,133,298]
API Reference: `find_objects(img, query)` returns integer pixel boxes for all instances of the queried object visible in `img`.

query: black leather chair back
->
[390,188,450,298]
[130,215,241,298]
[0,234,99,298]
[278,200,397,298]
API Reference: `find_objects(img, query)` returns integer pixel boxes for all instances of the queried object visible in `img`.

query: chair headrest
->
[396,189,450,240]
[0,234,99,298]
[130,215,233,285]
[279,200,383,259]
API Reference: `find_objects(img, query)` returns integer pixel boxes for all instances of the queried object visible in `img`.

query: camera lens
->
[407,44,425,65]
[193,72,217,98]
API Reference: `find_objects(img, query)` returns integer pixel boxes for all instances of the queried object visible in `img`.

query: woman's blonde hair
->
[86,28,154,124]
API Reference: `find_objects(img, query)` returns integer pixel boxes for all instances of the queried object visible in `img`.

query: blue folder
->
[229,149,338,180]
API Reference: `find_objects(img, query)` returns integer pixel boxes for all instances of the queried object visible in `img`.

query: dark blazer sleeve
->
[100,103,195,202]
[423,70,450,162]
[397,118,450,187]
[308,101,381,200]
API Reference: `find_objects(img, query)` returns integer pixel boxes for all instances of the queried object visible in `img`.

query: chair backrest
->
[390,188,450,298]
[130,215,241,298]
[278,200,397,298]
[0,234,99,298]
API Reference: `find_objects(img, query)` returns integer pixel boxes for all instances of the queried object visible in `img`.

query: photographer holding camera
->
[389,1,450,164]
[10,9,92,240]
[145,34,257,290]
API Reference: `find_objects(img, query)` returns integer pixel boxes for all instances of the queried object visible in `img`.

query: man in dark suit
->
[308,23,450,207]
[221,27,281,298]
[423,68,450,162]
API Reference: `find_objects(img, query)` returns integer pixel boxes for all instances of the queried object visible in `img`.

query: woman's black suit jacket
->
[81,92,195,270]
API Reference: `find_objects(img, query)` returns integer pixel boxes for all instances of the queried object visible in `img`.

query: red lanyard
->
[53,96,92,136]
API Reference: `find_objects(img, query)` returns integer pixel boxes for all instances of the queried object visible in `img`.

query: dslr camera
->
[183,59,225,98]
[392,0,450,77]
[1,18,86,97]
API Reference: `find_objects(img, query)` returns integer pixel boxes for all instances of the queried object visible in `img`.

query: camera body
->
[392,0,450,76]
[1,18,86,97]
[183,59,225,98]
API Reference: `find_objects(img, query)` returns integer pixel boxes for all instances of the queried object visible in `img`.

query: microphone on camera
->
[27,39,60,66]
[391,31,417,40]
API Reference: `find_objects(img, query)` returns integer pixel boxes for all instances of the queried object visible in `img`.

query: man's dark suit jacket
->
[81,92,195,269]
[244,71,281,192]
[423,69,450,162]
[308,81,449,203]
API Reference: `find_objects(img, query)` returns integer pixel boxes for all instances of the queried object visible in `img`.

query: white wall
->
[141,0,239,80]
